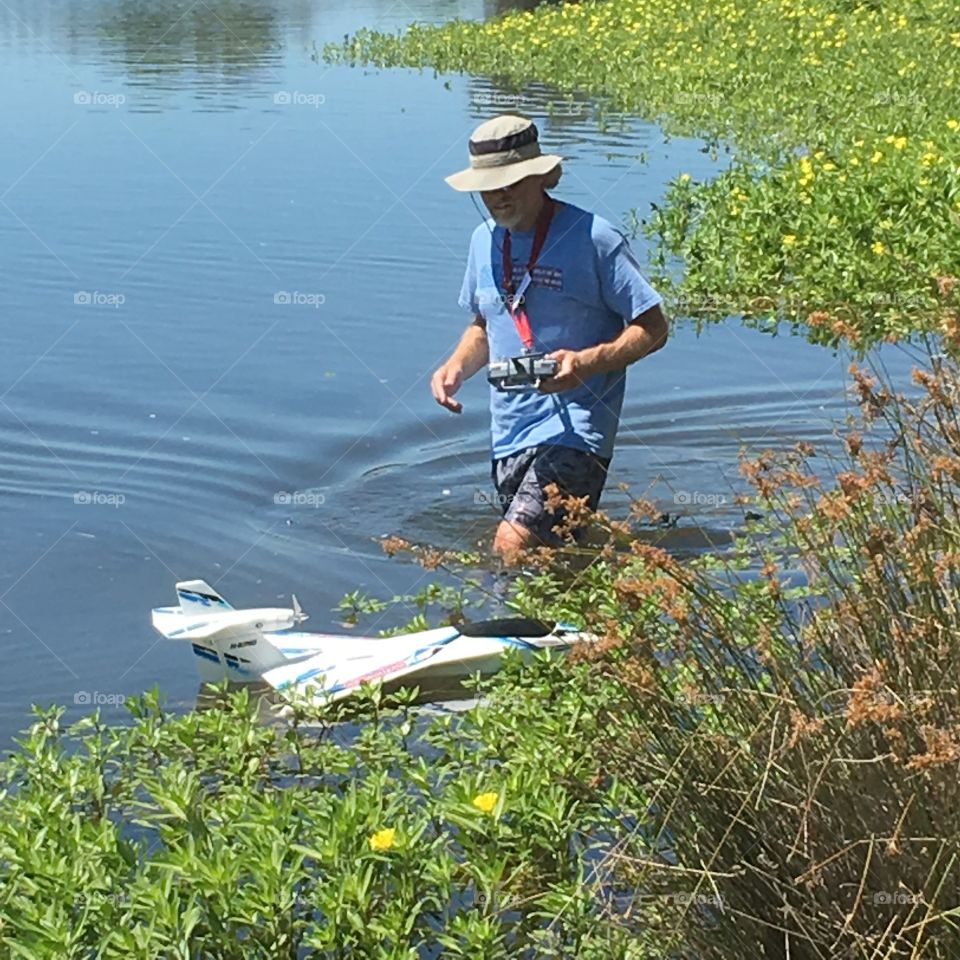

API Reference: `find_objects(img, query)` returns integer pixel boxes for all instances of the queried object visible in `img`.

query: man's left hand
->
[539,349,591,394]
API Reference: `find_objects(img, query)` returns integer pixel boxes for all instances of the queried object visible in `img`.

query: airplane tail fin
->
[176,580,233,613]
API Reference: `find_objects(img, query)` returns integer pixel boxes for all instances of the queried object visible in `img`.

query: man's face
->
[480,174,545,230]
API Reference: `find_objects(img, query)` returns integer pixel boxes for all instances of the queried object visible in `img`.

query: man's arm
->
[431,315,490,414]
[540,303,669,394]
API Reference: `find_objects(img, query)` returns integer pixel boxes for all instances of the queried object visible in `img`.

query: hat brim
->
[444,153,564,192]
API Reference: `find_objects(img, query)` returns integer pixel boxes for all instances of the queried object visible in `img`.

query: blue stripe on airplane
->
[178,590,229,608]
[169,621,209,637]
[191,644,220,663]
[499,637,538,649]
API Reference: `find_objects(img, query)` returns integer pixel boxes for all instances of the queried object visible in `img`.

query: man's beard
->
[491,207,527,231]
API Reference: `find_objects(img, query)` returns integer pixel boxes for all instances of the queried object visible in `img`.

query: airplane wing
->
[156,616,261,645]
[262,626,461,703]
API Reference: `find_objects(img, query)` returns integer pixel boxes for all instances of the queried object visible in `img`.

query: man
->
[431,115,668,562]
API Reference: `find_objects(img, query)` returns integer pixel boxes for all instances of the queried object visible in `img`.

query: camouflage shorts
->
[491,444,611,544]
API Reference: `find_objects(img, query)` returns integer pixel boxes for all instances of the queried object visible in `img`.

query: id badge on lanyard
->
[512,270,533,310]
[501,196,555,353]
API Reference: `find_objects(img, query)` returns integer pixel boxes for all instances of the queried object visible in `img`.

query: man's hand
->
[538,349,591,394]
[539,306,669,395]
[431,362,465,413]
[431,317,489,413]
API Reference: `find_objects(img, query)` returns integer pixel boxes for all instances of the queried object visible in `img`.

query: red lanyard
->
[501,196,556,351]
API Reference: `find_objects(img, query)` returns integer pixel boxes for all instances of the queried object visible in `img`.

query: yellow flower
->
[870,151,884,164]
[368,828,396,851]
[782,234,797,246]
[921,152,939,166]
[871,241,887,255]
[948,120,959,131]
[892,136,907,151]
[472,791,499,813]
[678,173,691,184]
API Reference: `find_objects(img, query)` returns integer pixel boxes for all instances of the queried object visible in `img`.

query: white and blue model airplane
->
[151,580,590,704]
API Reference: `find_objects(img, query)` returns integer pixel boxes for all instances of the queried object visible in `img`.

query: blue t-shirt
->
[458,200,662,460]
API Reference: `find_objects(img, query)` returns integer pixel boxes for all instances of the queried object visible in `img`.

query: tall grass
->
[490,341,960,958]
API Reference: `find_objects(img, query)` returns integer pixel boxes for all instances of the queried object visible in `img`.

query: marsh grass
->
[533,345,960,957]
[378,343,960,957]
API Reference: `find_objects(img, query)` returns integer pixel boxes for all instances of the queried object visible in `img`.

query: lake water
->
[0,0,918,744]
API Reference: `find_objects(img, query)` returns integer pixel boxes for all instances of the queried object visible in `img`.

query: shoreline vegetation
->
[324,0,959,348]
[6,349,960,957]
[4,1,960,957]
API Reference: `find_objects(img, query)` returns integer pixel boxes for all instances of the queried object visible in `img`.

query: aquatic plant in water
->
[325,0,960,348]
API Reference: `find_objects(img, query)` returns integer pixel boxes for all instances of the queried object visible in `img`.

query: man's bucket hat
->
[445,115,564,192]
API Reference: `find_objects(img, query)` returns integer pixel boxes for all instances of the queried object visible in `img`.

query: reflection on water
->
[96,1,283,82]
[465,77,599,130]
[191,673,492,717]
[0,0,289,113]
[484,0,569,16]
